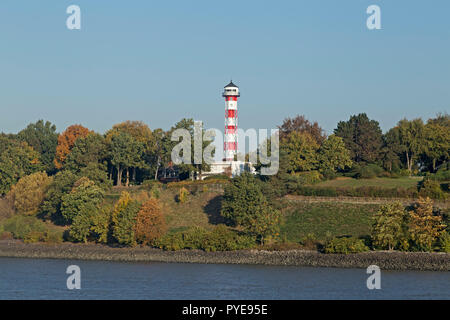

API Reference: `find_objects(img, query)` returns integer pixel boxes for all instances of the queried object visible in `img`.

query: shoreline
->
[0,240,449,271]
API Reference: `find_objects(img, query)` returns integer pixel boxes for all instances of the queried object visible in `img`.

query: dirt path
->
[283,195,449,208]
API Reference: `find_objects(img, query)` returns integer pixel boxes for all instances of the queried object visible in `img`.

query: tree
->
[54,125,91,169]
[11,172,53,216]
[0,137,42,195]
[69,204,112,243]
[382,127,403,172]
[396,118,425,173]
[65,133,108,172]
[372,202,409,250]
[60,177,104,224]
[134,199,167,245]
[278,115,326,144]
[423,115,449,172]
[17,120,58,172]
[280,131,319,173]
[109,132,145,186]
[112,192,140,246]
[221,173,280,244]
[334,113,383,163]
[317,135,352,173]
[106,121,155,183]
[40,170,79,223]
[409,197,446,251]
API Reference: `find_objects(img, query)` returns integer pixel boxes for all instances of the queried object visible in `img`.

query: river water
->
[0,257,448,299]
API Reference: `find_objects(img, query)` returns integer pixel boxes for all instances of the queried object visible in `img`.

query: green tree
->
[65,133,108,172]
[317,135,352,173]
[280,131,319,173]
[221,173,280,244]
[60,177,104,224]
[17,120,58,172]
[40,170,79,223]
[423,115,449,172]
[334,113,383,164]
[396,118,425,173]
[372,202,409,250]
[0,137,42,195]
[112,192,141,246]
[109,132,145,186]
[382,127,403,172]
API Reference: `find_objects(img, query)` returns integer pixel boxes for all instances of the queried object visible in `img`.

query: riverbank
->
[0,240,448,271]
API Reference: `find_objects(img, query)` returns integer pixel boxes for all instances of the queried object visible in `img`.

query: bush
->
[156,226,255,251]
[294,185,419,198]
[24,231,45,243]
[324,237,369,254]
[1,215,48,240]
[44,229,64,244]
[178,187,189,203]
[418,178,447,200]
[354,164,385,179]
[438,232,450,253]
[11,172,53,215]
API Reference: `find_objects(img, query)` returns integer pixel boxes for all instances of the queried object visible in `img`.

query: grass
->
[313,176,422,189]
[280,202,381,242]
[106,187,227,233]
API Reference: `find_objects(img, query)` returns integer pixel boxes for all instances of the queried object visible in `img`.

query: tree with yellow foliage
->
[409,197,446,251]
[11,172,53,215]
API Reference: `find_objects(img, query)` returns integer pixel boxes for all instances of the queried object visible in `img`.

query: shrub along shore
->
[0,240,448,271]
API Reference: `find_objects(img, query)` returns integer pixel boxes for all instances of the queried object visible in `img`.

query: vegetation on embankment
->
[0,240,448,271]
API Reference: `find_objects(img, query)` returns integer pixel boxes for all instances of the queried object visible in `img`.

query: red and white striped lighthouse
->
[222,81,240,161]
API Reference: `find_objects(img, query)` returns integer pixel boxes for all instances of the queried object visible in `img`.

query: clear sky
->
[0,0,449,135]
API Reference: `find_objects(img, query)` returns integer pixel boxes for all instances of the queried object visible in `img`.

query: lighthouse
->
[222,81,240,161]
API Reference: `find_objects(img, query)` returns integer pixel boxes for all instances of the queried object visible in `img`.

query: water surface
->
[0,257,448,299]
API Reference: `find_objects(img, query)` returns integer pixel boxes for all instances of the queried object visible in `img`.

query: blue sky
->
[0,0,449,135]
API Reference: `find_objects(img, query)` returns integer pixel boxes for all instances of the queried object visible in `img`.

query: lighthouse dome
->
[223,81,240,97]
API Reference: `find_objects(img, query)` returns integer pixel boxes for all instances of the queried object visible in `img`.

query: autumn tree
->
[112,191,140,246]
[278,115,326,144]
[334,113,383,164]
[372,202,409,251]
[54,124,91,169]
[317,135,352,173]
[409,197,446,251]
[17,120,58,172]
[11,172,53,216]
[134,199,167,245]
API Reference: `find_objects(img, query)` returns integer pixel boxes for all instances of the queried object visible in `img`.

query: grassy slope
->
[280,202,381,242]
[313,176,422,188]
[106,186,382,243]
